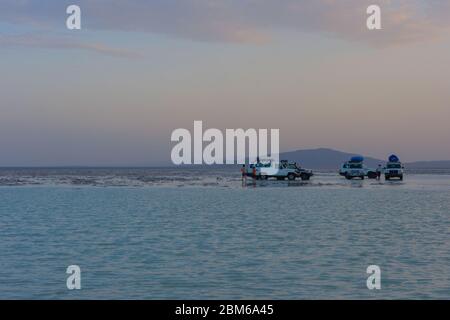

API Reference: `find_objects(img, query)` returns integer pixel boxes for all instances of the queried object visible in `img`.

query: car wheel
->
[287,173,296,181]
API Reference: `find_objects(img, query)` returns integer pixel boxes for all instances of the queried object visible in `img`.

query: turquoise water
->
[0,170,449,299]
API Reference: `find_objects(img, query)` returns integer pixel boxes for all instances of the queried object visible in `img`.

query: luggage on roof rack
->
[350,156,364,163]
[388,154,400,163]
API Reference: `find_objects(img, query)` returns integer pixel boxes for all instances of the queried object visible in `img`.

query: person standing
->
[241,164,247,182]
[376,164,382,180]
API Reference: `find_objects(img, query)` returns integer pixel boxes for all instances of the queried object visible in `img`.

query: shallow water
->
[0,168,449,299]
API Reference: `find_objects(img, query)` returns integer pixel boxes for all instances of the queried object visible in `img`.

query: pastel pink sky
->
[1,1,450,165]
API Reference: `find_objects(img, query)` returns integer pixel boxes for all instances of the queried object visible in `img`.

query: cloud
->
[0,0,450,46]
[0,33,142,58]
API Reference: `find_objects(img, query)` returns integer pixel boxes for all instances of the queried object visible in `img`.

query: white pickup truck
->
[339,156,366,180]
[246,160,313,181]
[384,155,404,180]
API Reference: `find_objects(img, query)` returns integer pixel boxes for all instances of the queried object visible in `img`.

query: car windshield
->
[387,163,401,169]
[349,163,363,169]
[255,162,271,168]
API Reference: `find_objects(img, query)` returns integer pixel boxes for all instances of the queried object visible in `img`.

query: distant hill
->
[278,148,450,170]
[405,161,450,169]
[172,147,450,171]
[280,148,384,170]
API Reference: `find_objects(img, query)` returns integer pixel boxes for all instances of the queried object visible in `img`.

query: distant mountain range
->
[280,148,383,170]
[279,148,450,170]
[404,161,450,169]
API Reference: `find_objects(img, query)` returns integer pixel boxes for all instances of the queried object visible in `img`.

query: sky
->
[1,0,450,166]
